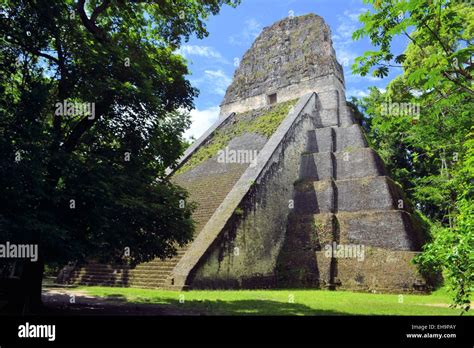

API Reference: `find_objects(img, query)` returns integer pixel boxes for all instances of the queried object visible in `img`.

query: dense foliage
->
[353,0,473,311]
[0,0,239,310]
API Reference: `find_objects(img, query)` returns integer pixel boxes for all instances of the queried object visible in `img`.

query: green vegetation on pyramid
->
[176,99,297,175]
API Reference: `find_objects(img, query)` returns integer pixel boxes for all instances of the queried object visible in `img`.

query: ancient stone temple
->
[60,13,427,292]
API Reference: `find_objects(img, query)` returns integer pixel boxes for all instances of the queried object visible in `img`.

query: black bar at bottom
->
[0,315,472,346]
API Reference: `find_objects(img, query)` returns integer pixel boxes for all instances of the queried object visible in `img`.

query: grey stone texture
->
[220,14,344,116]
[222,14,342,104]
[171,93,318,288]
[300,148,386,181]
[314,248,425,292]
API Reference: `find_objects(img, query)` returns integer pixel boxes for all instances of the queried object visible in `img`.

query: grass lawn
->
[75,286,471,316]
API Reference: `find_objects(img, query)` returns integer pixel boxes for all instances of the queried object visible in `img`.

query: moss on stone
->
[175,130,231,175]
[175,99,298,175]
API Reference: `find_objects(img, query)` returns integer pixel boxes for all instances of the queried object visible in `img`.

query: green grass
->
[75,286,471,316]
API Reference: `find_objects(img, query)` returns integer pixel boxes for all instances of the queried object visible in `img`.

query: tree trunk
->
[22,256,45,313]
[4,258,44,314]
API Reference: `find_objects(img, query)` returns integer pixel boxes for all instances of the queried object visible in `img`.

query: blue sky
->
[178,0,406,139]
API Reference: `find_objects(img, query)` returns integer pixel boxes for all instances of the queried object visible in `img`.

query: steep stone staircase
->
[64,247,188,288]
[276,91,425,291]
[59,155,249,289]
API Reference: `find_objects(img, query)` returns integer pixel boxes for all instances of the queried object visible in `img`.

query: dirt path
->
[41,287,201,316]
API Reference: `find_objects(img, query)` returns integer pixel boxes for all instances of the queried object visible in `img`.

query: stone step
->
[73,261,179,270]
[70,269,173,279]
[314,90,355,127]
[75,273,169,281]
[76,280,168,288]
[75,275,169,284]
[136,263,178,270]
[314,248,425,292]
[294,176,408,214]
[306,124,367,153]
[63,244,187,286]
[300,148,386,181]
[288,210,423,250]
[131,270,174,276]
[77,281,128,287]
[76,274,168,283]
[135,264,177,271]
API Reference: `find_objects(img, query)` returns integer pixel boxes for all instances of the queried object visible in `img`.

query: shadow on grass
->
[37,291,349,316]
[135,296,348,316]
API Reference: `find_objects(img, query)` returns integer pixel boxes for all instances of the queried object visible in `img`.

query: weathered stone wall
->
[189,96,318,288]
[170,94,318,288]
[220,13,344,116]
[220,74,344,116]
[315,248,425,293]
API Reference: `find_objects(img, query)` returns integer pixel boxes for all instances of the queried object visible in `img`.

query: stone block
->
[286,213,336,248]
[334,124,367,151]
[317,109,339,127]
[336,176,402,212]
[295,176,402,214]
[317,89,339,110]
[311,127,334,152]
[294,180,335,213]
[339,104,355,127]
[305,129,318,153]
[315,248,425,292]
[300,148,385,181]
[300,152,334,180]
[337,210,421,250]
[334,148,386,180]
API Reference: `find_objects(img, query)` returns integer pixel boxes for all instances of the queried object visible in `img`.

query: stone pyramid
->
[60,14,427,292]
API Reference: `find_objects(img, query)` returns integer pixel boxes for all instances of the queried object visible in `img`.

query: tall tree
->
[0,0,239,312]
[352,0,473,311]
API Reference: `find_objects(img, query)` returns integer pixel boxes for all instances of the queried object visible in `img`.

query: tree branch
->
[402,30,474,96]
[420,19,472,81]
[91,0,112,23]
[379,63,403,68]
[50,27,69,152]
[442,71,474,96]
[4,36,59,64]
[76,0,108,43]
[63,91,115,153]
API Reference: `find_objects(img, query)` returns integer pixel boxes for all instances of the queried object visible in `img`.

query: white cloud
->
[229,18,263,46]
[335,22,357,43]
[346,89,369,98]
[336,48,358,68]
[177,45,228,64]
[332,8,368,69]
[184,106,220,140]
[333,9,366,45]
[191,69,232,96]
[346,74,384,82]
[344,8,366,22]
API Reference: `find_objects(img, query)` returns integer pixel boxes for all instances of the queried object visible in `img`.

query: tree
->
[416,129,474,312]
[0,0,239,312]
[352,0,473,311]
